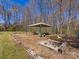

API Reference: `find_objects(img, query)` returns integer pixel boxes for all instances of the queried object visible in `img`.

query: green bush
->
[7,26,14,31]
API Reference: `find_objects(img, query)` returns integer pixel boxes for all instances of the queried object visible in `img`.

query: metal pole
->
[39,25,42,37]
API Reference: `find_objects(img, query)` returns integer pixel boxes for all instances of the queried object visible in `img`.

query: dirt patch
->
[11,32,79,59]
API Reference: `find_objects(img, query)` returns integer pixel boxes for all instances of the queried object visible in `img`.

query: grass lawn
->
[0,32,29,59]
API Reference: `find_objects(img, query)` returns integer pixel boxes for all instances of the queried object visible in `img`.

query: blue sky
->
[0,0,30,23]
[12,0,30,6]
[0,0,79,24]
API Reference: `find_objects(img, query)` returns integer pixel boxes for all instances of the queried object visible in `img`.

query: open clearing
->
[0,32,79,59]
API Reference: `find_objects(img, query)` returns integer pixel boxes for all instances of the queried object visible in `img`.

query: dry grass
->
[0,32,29,59]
